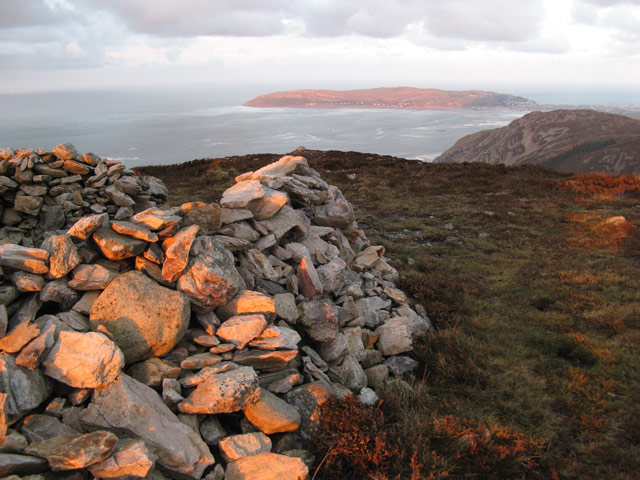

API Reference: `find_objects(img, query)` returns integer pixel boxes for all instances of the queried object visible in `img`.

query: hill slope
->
[435,109,640,174]
[244,86,534,110]
[138,150,640,479]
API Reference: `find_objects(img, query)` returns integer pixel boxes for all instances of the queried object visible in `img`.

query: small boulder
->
[41,331,124,388]
[179,367,260,414]
[225,452,308,480]
[25,431,117,471]
[244,389,301,434]
[218,432,271,463]
[90,271,190,363]
[88,438,154,479]
[216,314,268,349]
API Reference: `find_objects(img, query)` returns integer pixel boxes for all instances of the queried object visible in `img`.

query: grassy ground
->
[138,151,640,479]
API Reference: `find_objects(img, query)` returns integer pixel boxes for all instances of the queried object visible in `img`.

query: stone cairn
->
[0,144,432,480]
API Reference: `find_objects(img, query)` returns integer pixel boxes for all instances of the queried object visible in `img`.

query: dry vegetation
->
[138,151,640,479]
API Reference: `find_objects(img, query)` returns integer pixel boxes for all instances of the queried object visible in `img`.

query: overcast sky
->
[1,0,639,94]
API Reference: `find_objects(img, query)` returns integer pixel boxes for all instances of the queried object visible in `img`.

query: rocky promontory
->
[435,109,640,174]
[0,145,431,479]
[244,87,535,110]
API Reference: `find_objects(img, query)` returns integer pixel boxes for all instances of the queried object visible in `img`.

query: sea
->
[1,84,639,168]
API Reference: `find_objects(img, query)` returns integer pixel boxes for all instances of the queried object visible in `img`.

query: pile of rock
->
[0,147,431,480]
[0,143,167,247]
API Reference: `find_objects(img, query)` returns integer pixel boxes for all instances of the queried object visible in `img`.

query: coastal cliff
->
[435,109,640,174]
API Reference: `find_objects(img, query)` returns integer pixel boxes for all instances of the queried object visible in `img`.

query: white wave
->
[409,153,441,162]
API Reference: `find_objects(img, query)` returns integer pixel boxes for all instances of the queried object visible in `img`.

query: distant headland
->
[244,86,537,110]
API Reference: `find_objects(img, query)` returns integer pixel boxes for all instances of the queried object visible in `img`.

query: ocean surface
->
[1,84,638,168]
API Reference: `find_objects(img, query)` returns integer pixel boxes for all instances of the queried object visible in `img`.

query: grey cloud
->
[581,0,640,5]
[0,0,65,28]
[63,0,545,43]
[71,0,291,37]
[424,0,544,42]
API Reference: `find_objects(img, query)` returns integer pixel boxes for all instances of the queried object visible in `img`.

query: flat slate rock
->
[25,431,117,471]
[225,452,308,480]
[0,244,49,274]
[92,226,147,261]
[81,373,214,479]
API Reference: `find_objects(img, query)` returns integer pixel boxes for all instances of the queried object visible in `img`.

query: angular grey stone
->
[39,279,79,310]
[0,244,49,274]
[81,373,214,479]
[0,453,48,477]
[221,207,253,225]
[375,317,412,356]
[220,180,265,208]
[177,237,245,312]
[14,196,43,216]
[328,354,367,392]
[244,389,301,434]
[52,143,78,161]
[216,314,267,349]
[88,438,154,479]
[365,364,389,387]
[10,271,45,292]
[355,296,392,328]
[67,213,108,240]
[0,322,40,354]
[0,306,7,338]
[40,234,81,278]
[0,353,53,424]
[180,353,222,370]
[111,220,158,242]
[284,382,332,441]
[384,356,419,376]
[19,414,78,444]
[93,226,147,261]
[178,202,222,232]
[72,291,101,315]
[318,333,349,363]
[232,349,298,372]
[247,188,288,221]
[128,357,181,387]
[179,362,238,388]
[131,208,182,231]
[274,293,298,323]
[317,258,346,296]
[218,432,271,463]
[25,430,118,471]
[298,300,339,343]
[224,452,308,480]
[178,366,260,414]
[15,323,56,370]
[39,205,66,232]
[105,184,136,207]
[0,429,28,454]
[199,416,227,446]
[249,325,301,351]
[68,263,118,290]
[219,221,260,242]
[212,235,252,252]
[57,310,90,331]
[258,205,310,240]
